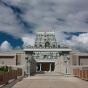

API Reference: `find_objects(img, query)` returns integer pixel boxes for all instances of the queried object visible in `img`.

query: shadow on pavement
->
[30,71,45,76]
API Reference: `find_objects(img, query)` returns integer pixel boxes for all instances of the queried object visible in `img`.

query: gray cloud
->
[0,0,88,52]
[65,33,88,52]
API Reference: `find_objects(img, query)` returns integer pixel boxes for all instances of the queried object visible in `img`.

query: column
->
[40,63,42,71]
[36,65,38,72]
[49,63,51,72]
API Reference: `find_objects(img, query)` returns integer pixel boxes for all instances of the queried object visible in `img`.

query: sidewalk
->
[1,76,26,88]
[12,72,88,88]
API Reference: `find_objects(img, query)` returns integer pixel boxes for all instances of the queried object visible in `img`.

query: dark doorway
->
[37,64,40,71]
[51,63,55,71]
[42,63,49,71]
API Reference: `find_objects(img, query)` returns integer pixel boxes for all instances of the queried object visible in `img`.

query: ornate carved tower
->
[24,30,71,72]
[34,30,57,48]
[33,30,59,62]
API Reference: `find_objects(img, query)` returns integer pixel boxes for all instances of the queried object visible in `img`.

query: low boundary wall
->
[0,68,22,85]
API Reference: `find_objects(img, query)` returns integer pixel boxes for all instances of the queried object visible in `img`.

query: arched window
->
[40,45,42,47]
[35,45,37,47]
[45,42,50,48]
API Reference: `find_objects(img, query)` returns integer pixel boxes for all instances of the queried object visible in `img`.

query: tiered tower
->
[33,30,59,61]
[24,30,71,72]
[34,30,57,48]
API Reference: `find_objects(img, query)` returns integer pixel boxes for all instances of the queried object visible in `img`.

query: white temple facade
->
[23,30,72,73]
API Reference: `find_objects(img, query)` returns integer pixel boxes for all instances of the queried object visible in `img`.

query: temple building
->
[0,30,72,75]
[1,30,88,76]
[23,30,72,73]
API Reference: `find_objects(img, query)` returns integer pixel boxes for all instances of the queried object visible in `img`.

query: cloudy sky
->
[0,0,88,52]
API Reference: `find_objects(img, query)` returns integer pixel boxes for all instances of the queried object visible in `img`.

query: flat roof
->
[75,53,88,56]
[0,54,16,56]
[23,48,72,52]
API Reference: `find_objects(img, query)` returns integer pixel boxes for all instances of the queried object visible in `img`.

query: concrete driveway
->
[12,72,88,88]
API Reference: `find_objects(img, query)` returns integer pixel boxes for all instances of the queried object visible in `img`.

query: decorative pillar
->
[36,65,38,72]
[40,63,42,71]
[49,63,51,72]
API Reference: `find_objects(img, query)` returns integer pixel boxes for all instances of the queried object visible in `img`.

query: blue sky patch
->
[64,32,87,40]
[0,32,23,48]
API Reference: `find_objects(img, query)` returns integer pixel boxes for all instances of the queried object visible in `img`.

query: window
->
[40,45,42,47]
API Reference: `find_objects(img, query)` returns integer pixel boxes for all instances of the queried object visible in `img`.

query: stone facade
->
[0,30,72,75]
[35,30,57,48]
[24,30,71,73]
[0,50,36,76]
[55,55,70,74]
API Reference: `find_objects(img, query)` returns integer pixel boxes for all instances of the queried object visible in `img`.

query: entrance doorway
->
[37,64,40,71]
[51,63,55,71]
[42,63,49,71]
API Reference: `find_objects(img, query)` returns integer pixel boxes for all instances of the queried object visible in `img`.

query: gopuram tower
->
[24,30,71,72]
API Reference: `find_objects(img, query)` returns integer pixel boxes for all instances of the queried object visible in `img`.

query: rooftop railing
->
[25,47,69,49]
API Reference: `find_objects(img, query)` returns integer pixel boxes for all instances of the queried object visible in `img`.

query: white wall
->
[55,56,64,74]
[0,54,16,65]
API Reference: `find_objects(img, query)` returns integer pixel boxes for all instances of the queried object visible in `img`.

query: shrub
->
[8,66,12,70]
[0,65,9,72]
[4,65,8,72]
